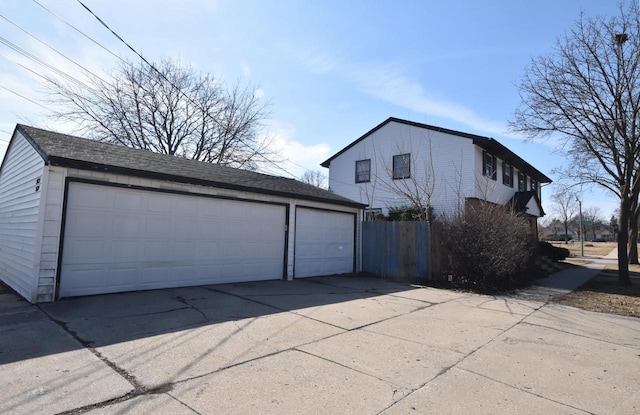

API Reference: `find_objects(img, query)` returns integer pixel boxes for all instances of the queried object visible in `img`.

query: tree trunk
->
[629,206,639,264]
[564,220,569,244]
[618,199,632,285]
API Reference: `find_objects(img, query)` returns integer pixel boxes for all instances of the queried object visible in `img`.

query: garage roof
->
[14,124,365,208]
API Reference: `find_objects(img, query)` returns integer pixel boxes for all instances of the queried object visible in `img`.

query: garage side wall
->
[0,132,45,302]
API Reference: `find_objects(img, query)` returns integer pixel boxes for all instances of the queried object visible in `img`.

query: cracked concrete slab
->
[366,299,525,354]
[303,276,423,293]
[298,329,464,390]
[84,393,198,415]
[3,274,639,414]
[248,292,429,330]
[381,367,589,414]
[384,286,472,304]
[170,349,400,415]
[457,322,640,415]
[524,303,640,347]
[94,311,344,387]
[452,294,543,316]
[0,307,133,415]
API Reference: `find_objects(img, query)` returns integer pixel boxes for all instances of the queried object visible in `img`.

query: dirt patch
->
[554,265,640,319]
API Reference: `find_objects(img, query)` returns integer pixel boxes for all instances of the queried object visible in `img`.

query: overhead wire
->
[0,85,50,110]
[15,0,334,185]
[0,13,110,86]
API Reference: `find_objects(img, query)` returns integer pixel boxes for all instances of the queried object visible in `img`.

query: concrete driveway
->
[1,269,639,414]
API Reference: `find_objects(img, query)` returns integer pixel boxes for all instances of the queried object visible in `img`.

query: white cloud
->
[345,61,508,137]
[259,120,331,179]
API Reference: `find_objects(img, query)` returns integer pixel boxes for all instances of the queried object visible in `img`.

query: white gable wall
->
[327,121,543,219]
[0,132,45,302]
[327,121,476,218]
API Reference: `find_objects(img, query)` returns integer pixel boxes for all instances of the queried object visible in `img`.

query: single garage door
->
[59,182,287,297]
[294,207,355,278]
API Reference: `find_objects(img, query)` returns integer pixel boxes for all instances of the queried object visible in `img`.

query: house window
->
[502,162,513,187]
[482,151,497,180]
[355,159,371,183]
[518,172,526,191]
[393,153,411,179]
[531,178,538,193]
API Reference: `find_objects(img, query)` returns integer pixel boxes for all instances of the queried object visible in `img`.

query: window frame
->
[482,151,497,180]
[517,172,526,191]
[355,159,371,183]
[392,153,411,180]
[530,178,538,193]
[502,162,513,187]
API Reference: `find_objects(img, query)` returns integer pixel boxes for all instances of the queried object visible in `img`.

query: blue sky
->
[0,0,622,220]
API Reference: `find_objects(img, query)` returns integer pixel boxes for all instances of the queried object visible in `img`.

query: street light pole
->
[576,197,584,256]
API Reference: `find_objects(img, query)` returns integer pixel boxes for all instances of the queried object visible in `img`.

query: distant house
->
[0,125,364,303]
[321,117,551,225]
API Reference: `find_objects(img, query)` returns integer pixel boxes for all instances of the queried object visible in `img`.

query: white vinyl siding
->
[327,121,475,217]
[0,132,45,302]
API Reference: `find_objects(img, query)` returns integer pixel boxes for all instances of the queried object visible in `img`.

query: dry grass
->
[554,263,640,319]
[550,241,617,257]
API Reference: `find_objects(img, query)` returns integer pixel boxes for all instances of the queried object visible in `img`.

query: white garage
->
[59,182,288,297]
[294,207,355,278]
[0,125,364,303]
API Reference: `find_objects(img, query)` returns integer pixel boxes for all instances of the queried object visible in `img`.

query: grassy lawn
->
[550,241,617,257]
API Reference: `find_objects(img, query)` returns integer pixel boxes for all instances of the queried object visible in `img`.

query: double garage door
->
[58,182,355,298]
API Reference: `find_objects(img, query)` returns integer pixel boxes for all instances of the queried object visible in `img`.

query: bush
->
[538,241,570,262]
[440,203,536,291]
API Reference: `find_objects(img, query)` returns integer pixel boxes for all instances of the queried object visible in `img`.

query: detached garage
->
[0,125,363,303]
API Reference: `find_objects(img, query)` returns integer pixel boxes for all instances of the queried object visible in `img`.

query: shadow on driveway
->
[1,276,429,365]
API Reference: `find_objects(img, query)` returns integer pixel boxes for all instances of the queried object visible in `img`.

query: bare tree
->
[45,58,273,170]
[551,187,578,244]
[583,206,604,241]
[510,4,640,284]
[376,140,437,222]
[300,170,327,189]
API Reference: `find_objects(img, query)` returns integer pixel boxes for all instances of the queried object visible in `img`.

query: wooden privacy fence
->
[362,221,434,280]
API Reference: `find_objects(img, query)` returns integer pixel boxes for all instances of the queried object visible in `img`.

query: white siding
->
[327,121,476,218]
[0,132,45,302]
[473,147,524,205]
[327,120,542,218]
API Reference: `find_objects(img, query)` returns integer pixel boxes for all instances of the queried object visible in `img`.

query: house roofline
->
[14,124,365,209]
[321,117,552,184]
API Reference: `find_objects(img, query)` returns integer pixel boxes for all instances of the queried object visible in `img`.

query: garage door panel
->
[295,208,355,278]
[59,183,286,298]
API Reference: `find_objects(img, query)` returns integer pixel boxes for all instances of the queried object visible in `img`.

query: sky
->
[0,0,624,220]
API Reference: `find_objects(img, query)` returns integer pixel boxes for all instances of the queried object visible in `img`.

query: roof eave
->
[47,157,366,209]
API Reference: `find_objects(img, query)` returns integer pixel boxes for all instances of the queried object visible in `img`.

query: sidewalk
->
[516,248,617,303]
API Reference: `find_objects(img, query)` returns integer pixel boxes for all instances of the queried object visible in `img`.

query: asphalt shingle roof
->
[15,124,364,208]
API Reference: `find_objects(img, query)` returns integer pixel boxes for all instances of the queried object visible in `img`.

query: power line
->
[31,0,123,62]
[0,35,93,91]
[0,13,110,86]
[0,85,50,110]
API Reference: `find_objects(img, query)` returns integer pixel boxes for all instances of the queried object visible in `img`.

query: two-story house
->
[321,117,552,226]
